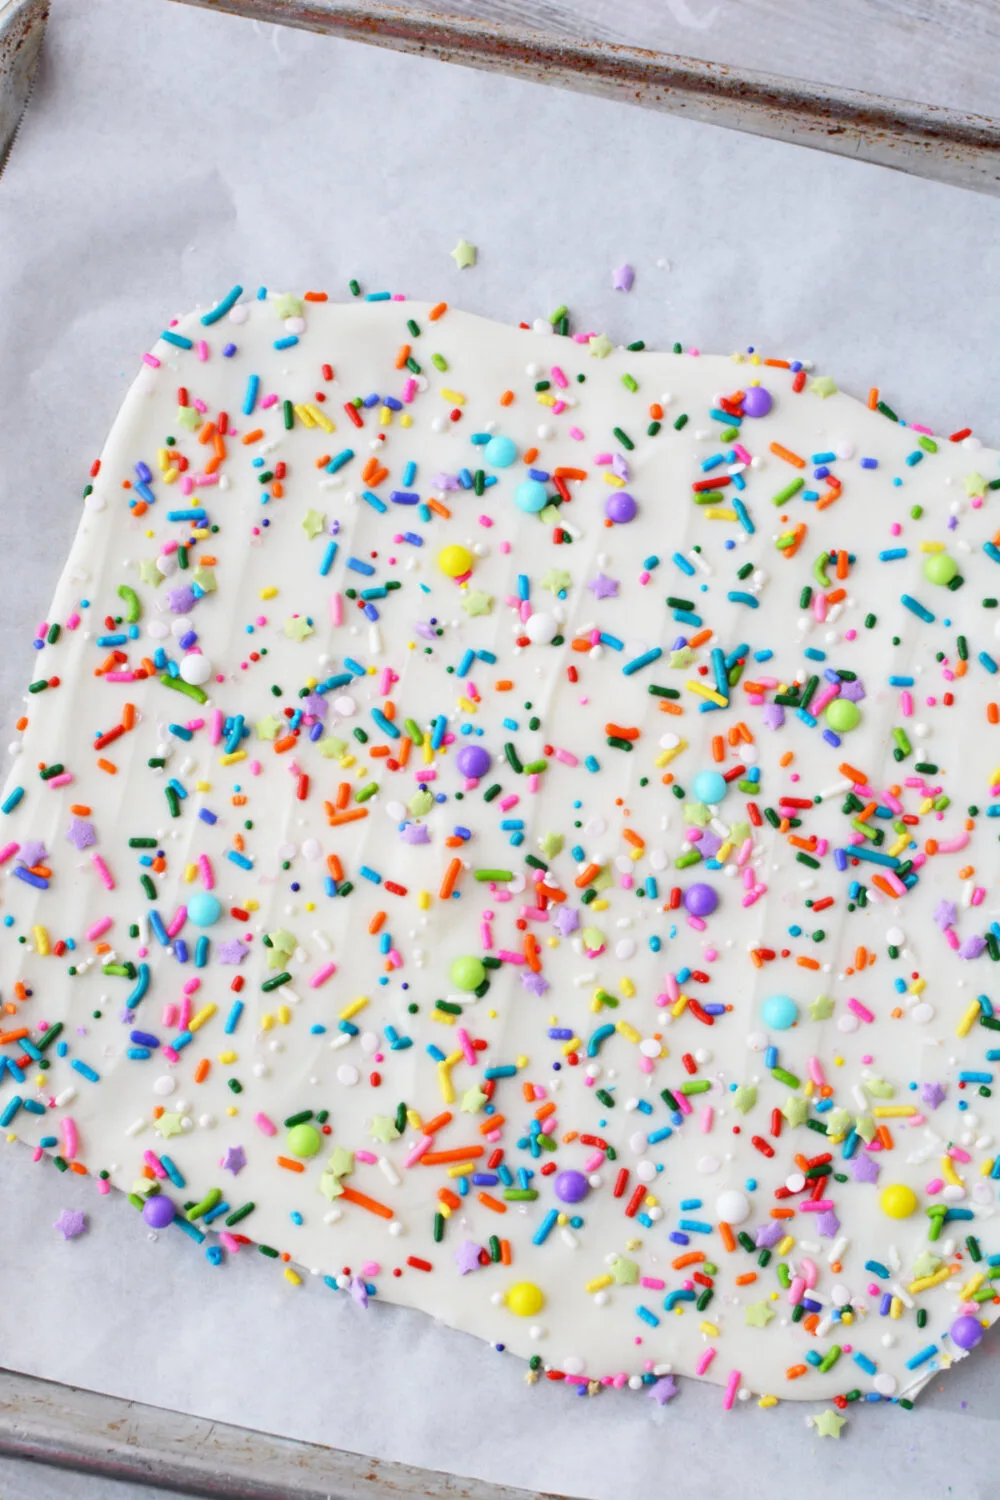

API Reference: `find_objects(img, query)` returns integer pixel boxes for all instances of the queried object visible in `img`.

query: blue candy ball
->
[485,435,518,468]
[187,892,222,927]
[692,769,727,805]
[762,994,798,1030]
[515,479,549,513]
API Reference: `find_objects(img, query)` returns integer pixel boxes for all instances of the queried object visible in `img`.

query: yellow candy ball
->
[880,1183,918,1219]
[438,544,473,578]
[506,1281,545,1317]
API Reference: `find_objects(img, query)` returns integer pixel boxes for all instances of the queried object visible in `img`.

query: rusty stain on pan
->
[171,0,1000,194]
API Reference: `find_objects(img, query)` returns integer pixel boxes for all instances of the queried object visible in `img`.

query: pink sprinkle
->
[722,1370,741,1410]
[948,1145,972,1163]
[260,393,278,409]
[66,613,81,630]
[800,1199,835,1212]
[166,906,187,940]
[196,339,209,361]
[675,1092,693,1118]
[641,1277,666,1290]
[926,1178,944,1194]
[405,1134,432,1167]
[330,593,343,626]
[355,1150,377,1165]
[85,916,112,941]
[161,1003,178,1028]
[255,1112,277,1137]
[554,747,579,766]
[808,1056,826,1086]
[91,854,115,891]
[143,352,161,368]
[478,514,493,528]
[551,366,568,389]
[569,427,584,441]
[0,842,19,865]
[457,1027,477,1066]
[499,794,519,812]
[143,1150,167,1179]
[847,997,875,1023]
[219,1232,241,1253]
[696,1348,717,1377]
[700,1105,714,1133]
[309,962,337,988]
[62,1117,79,1159]
[583,1151,604,1172]
[48,772,73,787]
[199,854,214,889]
[972,886,986,906]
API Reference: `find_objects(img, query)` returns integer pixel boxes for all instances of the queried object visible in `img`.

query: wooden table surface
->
[400,0,1000,116]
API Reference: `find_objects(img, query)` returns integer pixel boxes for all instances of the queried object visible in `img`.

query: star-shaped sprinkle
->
[329,1146,355,1177]
[217,939,248,965]
[65,817,96,851]
[612,1256,638,1285]
[138,557,162,586]
[912,1250,941,1280]
[755,1222,784,1249]
[350,1275,369,1308]
[732,1084,757,1115]
[319,736,348,758]
[813,1409,846,1438]
[589,333,614,359]
[274,292,304,319]
[781,1094,809,1127]
[176,404,200,430]
[155,1112,184,1139]
[54,1209,86,1239]
[921,1080,946,1110]
[167,585,196,614]
[191,565,216,593]
[669,647,695,668]
[851,1153,879,1184]
[552,905,579,937]
[855,1113,877,1143]
[461,589,493,616]
[539,831,563,859]
[809,994,834,1021]
[521,971,550,997]
[450,239,477,270]
[319,1170,344,1202]
[221,1145,246,1175]
[454,1239,483,1274]
[541,567,572,596]
[19,840,47,868]
[369,1114,400,1144]
[809,375,838,398]
[965,471,987,498]
[612,263,635,292]
[587,572,619,600]
[648,1375,677,1405]
[816,1210,840,1238]
[461,1085,488,1114]
[284,615,314,642]
[302,509,326,539]
[744,1300,775,1328]
[255,714,283,741]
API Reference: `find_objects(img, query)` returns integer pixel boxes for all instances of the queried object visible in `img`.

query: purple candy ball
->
[604,491,637,524]
[142,1195,176,1229]
[950,1314,984,1350]
[742,386,772,418]
[554,1169,589,1204]
[684,882,719,917]
[456,744,490,779]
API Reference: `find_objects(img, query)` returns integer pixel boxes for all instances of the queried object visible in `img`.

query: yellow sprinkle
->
[277,1005,291,1025]
[591,898,609,911]
[157,448,172,470]
[616,1021,641,1044]
[686,679,728,708]
[438,1203,452,1219]
[603,472,626,488]
[873,1106,916,1117]
[909,976,926,996]
[919,540,945,552]
[440,388,465,405]
[447,1162,474,1177]
[339,754,356,769]
[457,697,477,713]
[218,1050,237,1065]
[671,994,689,1019]
[918,796,935,815]
[655,736,689,768]
[561,1037,582,1056]
[417,890,431,910]
[293,403,316,428]
[758,1395,778,1409]
[956,999,981,1037]
[536,392,556,407]
[700,1321,719,1336]
[191,528,210,539]
[340,997,368,1021]
[889,1296,902,1320]
[219,751,246,766]
[432,1009,457,1026]
[260,585,277,599]
[888,835,911,858]
[586,1275,614,1293]
[777,1235,796,1256]
[163,468,179,485]
[379,406,392,426]
[261,1014,274,1031]
[245,900,259,912]
[981,1158,995,1176]
[183,863,198,883]
[437,1062,455,1103]
[941,1155,963,1187]
[960,1272,985,1301]
[284,1268,302,1286]
[32,926,50,957]
[189,1004,217,1032]
[620,977,636,999]
[400,413,412,428]
[406,1109,422,1130]
[703,507,738,520]
[909,1266,954,1293]
[717,842,733,863]
[422,738,433,765]
[305,404,334,432]
[195,780,211,792]
[446,1051,463,1068]
[629,847,643,862]
[225,1105,238,1116]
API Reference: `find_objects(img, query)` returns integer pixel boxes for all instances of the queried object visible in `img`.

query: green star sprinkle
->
[302,509,326,539]
[450,239,477,270]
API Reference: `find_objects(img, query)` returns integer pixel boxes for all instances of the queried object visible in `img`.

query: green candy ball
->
[923,552,958,586]
[825,698,861,733]
[286,1123,321,1158]
[450,955,486,991]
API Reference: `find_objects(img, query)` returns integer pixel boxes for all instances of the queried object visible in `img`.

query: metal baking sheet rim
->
[172,0,1000,195]
[0,1367,551,1500]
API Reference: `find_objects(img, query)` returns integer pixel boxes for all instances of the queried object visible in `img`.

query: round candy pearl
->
[761,994,798,1030]
[825,698,861,733]
[286,1123,322,1158]
[554,1169,589,1204]
[142,1194,176,1228]
[506,1281,545,1317]
[525,612,558,645]
[880,1183,918,1219]
[924,552,958,586]
[450,955,485,991]
[456,744,490,778]
[180,653,213,686]
[187,892,222,927]
[484,435,518,468]
[742,386,772,418]
[515,479,549,513]
[715,1189,751,1225]
[950,1314,984,1350]
[438,544,473,578]
[683,882,719,917]
[692,769,727,805]
[604,491,637,524]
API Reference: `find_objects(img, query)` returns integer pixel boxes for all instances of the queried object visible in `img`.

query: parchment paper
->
[1,3,1000,1496]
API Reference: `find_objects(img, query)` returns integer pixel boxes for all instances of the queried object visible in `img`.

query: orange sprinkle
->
[605,724,639,741]
[500,390,514,406]
[769,441,805,469]
[672,1251,705,1270]
[304,291,328,302]
[97,759,117,775]
[500,1239,512,1265]
[339,1186,394,1218]
[771,1207,795,1220]
[796,956,820,970]
[734,1272,758,1286]
[327,854,344,882]
[439,857,462,899]
[335,781,350,810]
[524,447,539,465]
[193,1058,210,1084]
[786,1364,808,1380]
[420,1147,484,1165]
[426,498,451,519]
[688,628,713,648]
[70,804,92,816]
[711,735,725,763]
[622,829,644,849]
[535,1101,557,1121]
[429,302,447,321]
[327,808,369,827]
[868,387,879,410]
[988,702,999,724]
[422,1112,453,1136]
[478,1192,506,1214]
[276,1156,306,1173]
[438,1188,461,1210]
[574,862,601,888]
[718,1220,736,1252]
[395,344,411,370]
[877,1125,894,1151]
[369,911,387,935]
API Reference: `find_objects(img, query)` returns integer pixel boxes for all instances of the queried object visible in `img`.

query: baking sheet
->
[2,2,1000,1495]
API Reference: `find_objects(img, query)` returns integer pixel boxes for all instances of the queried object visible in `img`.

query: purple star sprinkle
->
[816,1210,840,1238]
[217,939,249,965]
[921,1081,946,1110]
[851,1153,880,1184]
[54,1209,87,1240]
[221,1145,246,1175]
[755,1221,784,1249]
[552,905,579,937]
[521,971,550,997]
[648,1374,677,1405]
[587,572,619,600]
[65,817,96,851]
[612,263,634,292]
[454,1240,483,1275]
